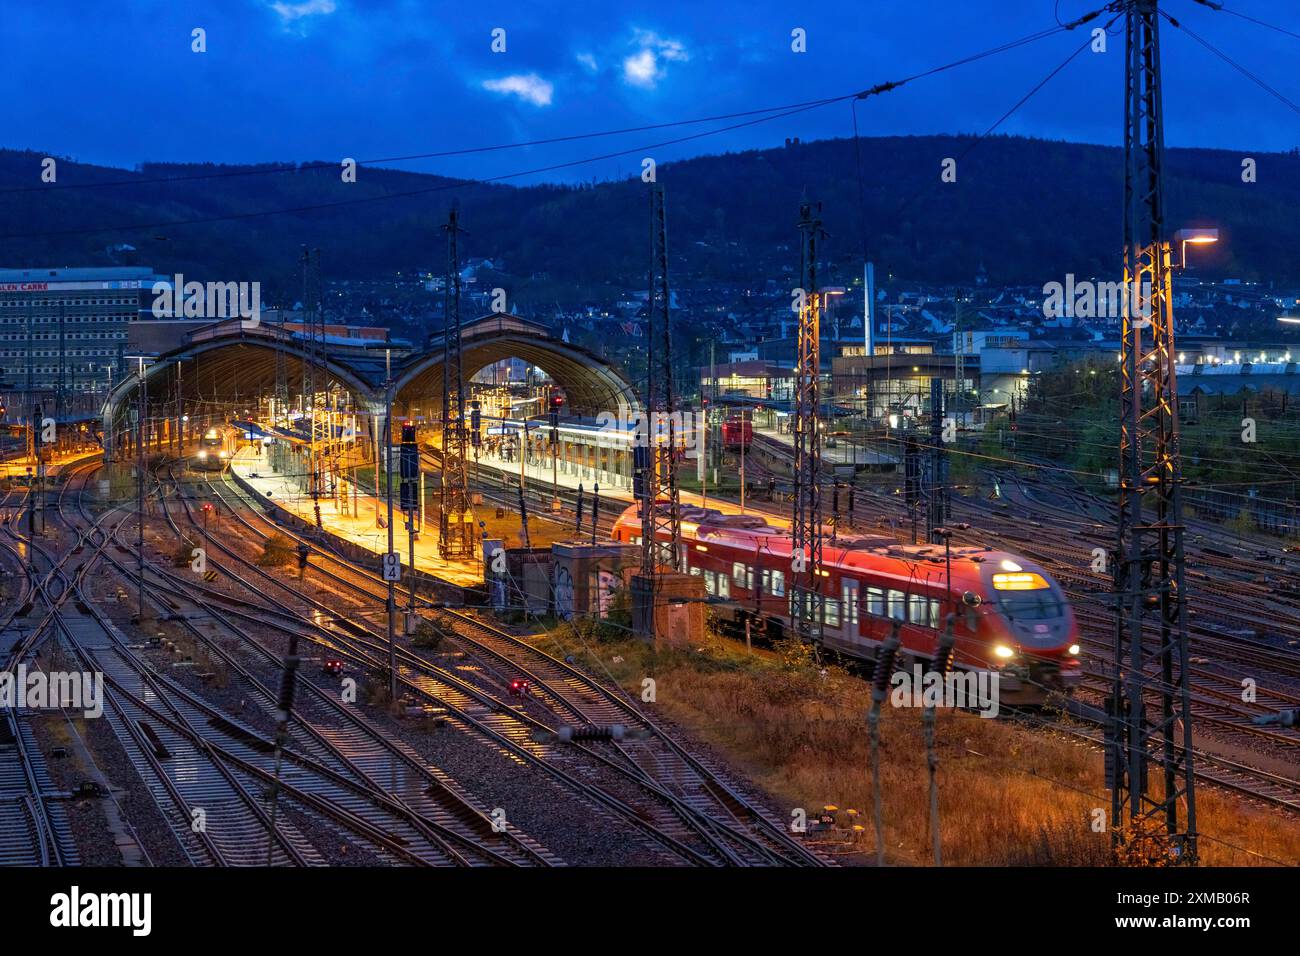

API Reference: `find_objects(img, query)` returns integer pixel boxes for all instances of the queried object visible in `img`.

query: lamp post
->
[1171,227,1219,270]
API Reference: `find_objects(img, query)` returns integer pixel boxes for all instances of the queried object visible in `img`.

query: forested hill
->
[1,134,1296,297]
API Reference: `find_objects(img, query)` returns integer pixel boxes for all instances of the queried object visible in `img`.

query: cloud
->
[622,49,658,87]
[621,30,689,88]
[575,52,598,73]
[269,0,337,22]
[481,73,554,107]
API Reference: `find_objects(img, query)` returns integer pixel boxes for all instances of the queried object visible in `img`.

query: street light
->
[1171,227,1219,269]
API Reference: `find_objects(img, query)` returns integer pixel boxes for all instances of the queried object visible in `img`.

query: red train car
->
[612,502,1080,703]
[722,417,752,450]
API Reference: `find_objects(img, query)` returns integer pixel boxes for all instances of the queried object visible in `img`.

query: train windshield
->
[996,589,1063,621]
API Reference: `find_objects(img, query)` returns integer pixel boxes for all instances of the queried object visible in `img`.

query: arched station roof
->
[101,314,639,442]
[394,314,639,418]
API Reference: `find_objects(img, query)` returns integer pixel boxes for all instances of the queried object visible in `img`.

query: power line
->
[1189,0,1300,43]
[0,12,1112,242]
[1163,9,1300,114]
[890,14,1118,222]
[0,98,845,197]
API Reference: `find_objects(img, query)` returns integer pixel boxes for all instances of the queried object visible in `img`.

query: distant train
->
[612,502,1081,703]
[192,427,230,471]
[722,416,752,450]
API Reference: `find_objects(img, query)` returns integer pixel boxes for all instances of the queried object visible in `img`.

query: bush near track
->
[540,622,1300,866]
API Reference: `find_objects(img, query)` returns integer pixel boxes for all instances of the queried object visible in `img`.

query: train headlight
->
[218,450,228,459]
[993,644,1015,660]
[197,450,207,459]
[1068,644,1080,656]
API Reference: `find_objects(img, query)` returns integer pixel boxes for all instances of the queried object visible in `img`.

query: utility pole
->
[1109,0,1197,864]
[29,404,41,537]
[439,209,475,558]
[135,358,147,623]
[300,247,325,527]
[791,201,826,645]
[633,183,682,638]
[927,378,947,543]
[904,435,921,544]
[384,368,398,707]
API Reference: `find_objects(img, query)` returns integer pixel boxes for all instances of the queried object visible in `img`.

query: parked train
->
[612,502,1081,702]
[192,426,230,471]
[722,416,752,450]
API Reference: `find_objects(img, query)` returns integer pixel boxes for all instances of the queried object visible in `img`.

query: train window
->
[732,562,753,590]
[908,594,928,625]
[866,587,885,617]
[762,568,786,597]
[928,599,942,629]
[888,590,906,621]
[997,590,1062,621]
[689,566,702,576]
[842,583,859,626]
[790,591,822,622]
[717,573,730,599]
[824,598,841,628]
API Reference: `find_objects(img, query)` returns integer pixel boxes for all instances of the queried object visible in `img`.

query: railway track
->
[0,485,81,867]
[60,461,555,867]
[179,461,826,866]
[714,440,1300,814]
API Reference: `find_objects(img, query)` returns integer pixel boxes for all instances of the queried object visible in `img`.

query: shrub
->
[411,619,445,652]
[257,534,295,567]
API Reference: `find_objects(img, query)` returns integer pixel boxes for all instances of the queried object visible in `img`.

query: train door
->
[841,580,860,644]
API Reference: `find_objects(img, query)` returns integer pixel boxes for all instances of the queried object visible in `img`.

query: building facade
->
[0,266,164,395]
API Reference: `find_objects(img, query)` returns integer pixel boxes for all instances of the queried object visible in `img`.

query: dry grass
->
[540,623,1300,866]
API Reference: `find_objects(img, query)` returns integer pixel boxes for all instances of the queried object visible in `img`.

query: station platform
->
[228,446,483,588]
[752,424,898,467]
[473,445,791,528]
[0,448,101,480]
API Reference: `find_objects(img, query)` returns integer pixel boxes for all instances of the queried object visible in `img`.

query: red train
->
[722,416,752,450]
[613,502,1081,703]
